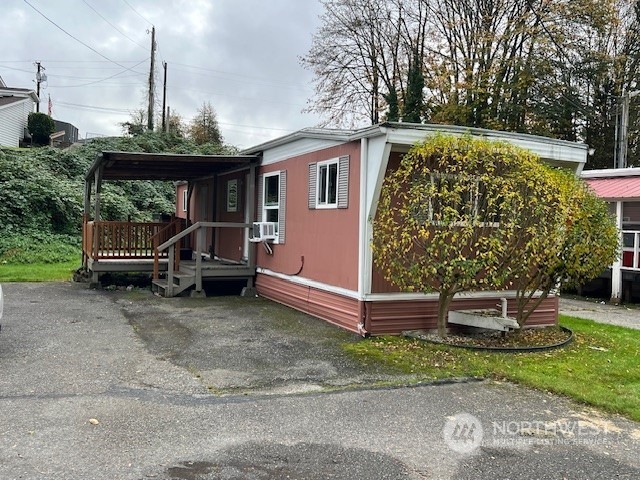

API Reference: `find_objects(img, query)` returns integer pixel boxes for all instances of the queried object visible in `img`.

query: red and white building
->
[582,168,640,302]
[84,123,589,334]
[173,123,588,334]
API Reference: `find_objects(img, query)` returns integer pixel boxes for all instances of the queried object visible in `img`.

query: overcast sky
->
[0,0,327,149]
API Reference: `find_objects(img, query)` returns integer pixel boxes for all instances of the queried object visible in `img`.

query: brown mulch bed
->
[406,326,572,350]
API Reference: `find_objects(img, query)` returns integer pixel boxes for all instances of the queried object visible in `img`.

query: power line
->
[0,64,33,74]
[22,0,140,73]
[55,100,132,114]
[48,58,149,87]
[171,62,310,90]
[121,0,153,26]
[1,59,146,64]
[44,72,145,81]
[82,0,147,50]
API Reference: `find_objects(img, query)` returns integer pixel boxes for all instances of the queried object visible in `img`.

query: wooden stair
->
[151,267,196,297]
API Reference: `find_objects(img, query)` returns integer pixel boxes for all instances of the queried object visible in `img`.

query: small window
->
[182,189,188,212]
[413,173,498,227]
[226,179,238,212]
[317,160,338,207]
[258,171,286,243]
[309,156,349,210]
[263,172,280,225]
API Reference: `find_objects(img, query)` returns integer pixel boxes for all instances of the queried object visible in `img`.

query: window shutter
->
[308,163,317,209]
[337,155,349,209]
[278,170,286,244]
[256,174,263,222]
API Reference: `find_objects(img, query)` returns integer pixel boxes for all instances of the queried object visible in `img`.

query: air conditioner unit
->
[250,221,278,242]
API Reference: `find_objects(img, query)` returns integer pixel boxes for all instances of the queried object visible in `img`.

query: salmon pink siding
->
[176,183,188,219]
[365,296,558,335]
[256,275,361,333]
[257,275,558,335]
[256,141,361,291]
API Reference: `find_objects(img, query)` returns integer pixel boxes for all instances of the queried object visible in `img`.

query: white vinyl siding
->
[0,98,33,147]
[308,155,349,210]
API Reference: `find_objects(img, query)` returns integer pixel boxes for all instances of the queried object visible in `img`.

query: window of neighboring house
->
[182,189,188,212]
[308,156,349,210]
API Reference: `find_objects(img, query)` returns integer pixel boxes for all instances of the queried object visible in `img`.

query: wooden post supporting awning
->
[84,150,259,219]
[82,150,260,271]
[85,151,259,182]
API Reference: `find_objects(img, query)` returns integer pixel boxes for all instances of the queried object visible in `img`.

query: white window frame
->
[418,173,499,228]
[315,158,339,209]
[262,171,280,241]
[182,189,188,212]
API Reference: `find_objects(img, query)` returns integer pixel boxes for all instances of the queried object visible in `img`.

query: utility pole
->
[147,26,156,131]
[615,89,640,169]
[162,61,167,132]
[34,61,46,112]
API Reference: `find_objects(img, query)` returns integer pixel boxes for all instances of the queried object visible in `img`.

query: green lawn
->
[0,261,79,282]
[344,315,640,421]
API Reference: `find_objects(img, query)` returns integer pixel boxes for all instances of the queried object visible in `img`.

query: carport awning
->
[86,151,259,181]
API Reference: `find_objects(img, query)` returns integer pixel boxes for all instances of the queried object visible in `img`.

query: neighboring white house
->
[0,76,39,147]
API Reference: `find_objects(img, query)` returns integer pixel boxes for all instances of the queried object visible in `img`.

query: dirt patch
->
[407,326,572,350]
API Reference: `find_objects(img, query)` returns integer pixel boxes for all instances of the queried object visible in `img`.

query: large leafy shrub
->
[0,131,233,264]
[27,112,55,145]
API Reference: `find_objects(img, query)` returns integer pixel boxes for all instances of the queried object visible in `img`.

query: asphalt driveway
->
[1,282,640,479]
[119,287,410,395]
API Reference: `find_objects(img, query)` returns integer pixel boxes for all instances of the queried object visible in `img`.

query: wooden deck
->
[82,219,255,296]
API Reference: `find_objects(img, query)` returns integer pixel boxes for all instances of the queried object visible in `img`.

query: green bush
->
[0,231,80,264]
[0,131,233,265]
[27,112,55,145]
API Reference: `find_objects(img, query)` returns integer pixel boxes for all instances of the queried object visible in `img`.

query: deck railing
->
[83,220,174,261]
[154,221,253,295]
[152,218,187,278]
[622,230,640,271]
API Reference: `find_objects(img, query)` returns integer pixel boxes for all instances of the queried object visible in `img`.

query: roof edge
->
[240,127,357,155]
[241,122,589,155]
[581,167,640,179]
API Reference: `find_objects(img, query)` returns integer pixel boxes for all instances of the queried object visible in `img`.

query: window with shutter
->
[308,163,317,210]
[257,171,285,243]
[310,156,349,209]
[278,170,286,244]
[337,156,349,209]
